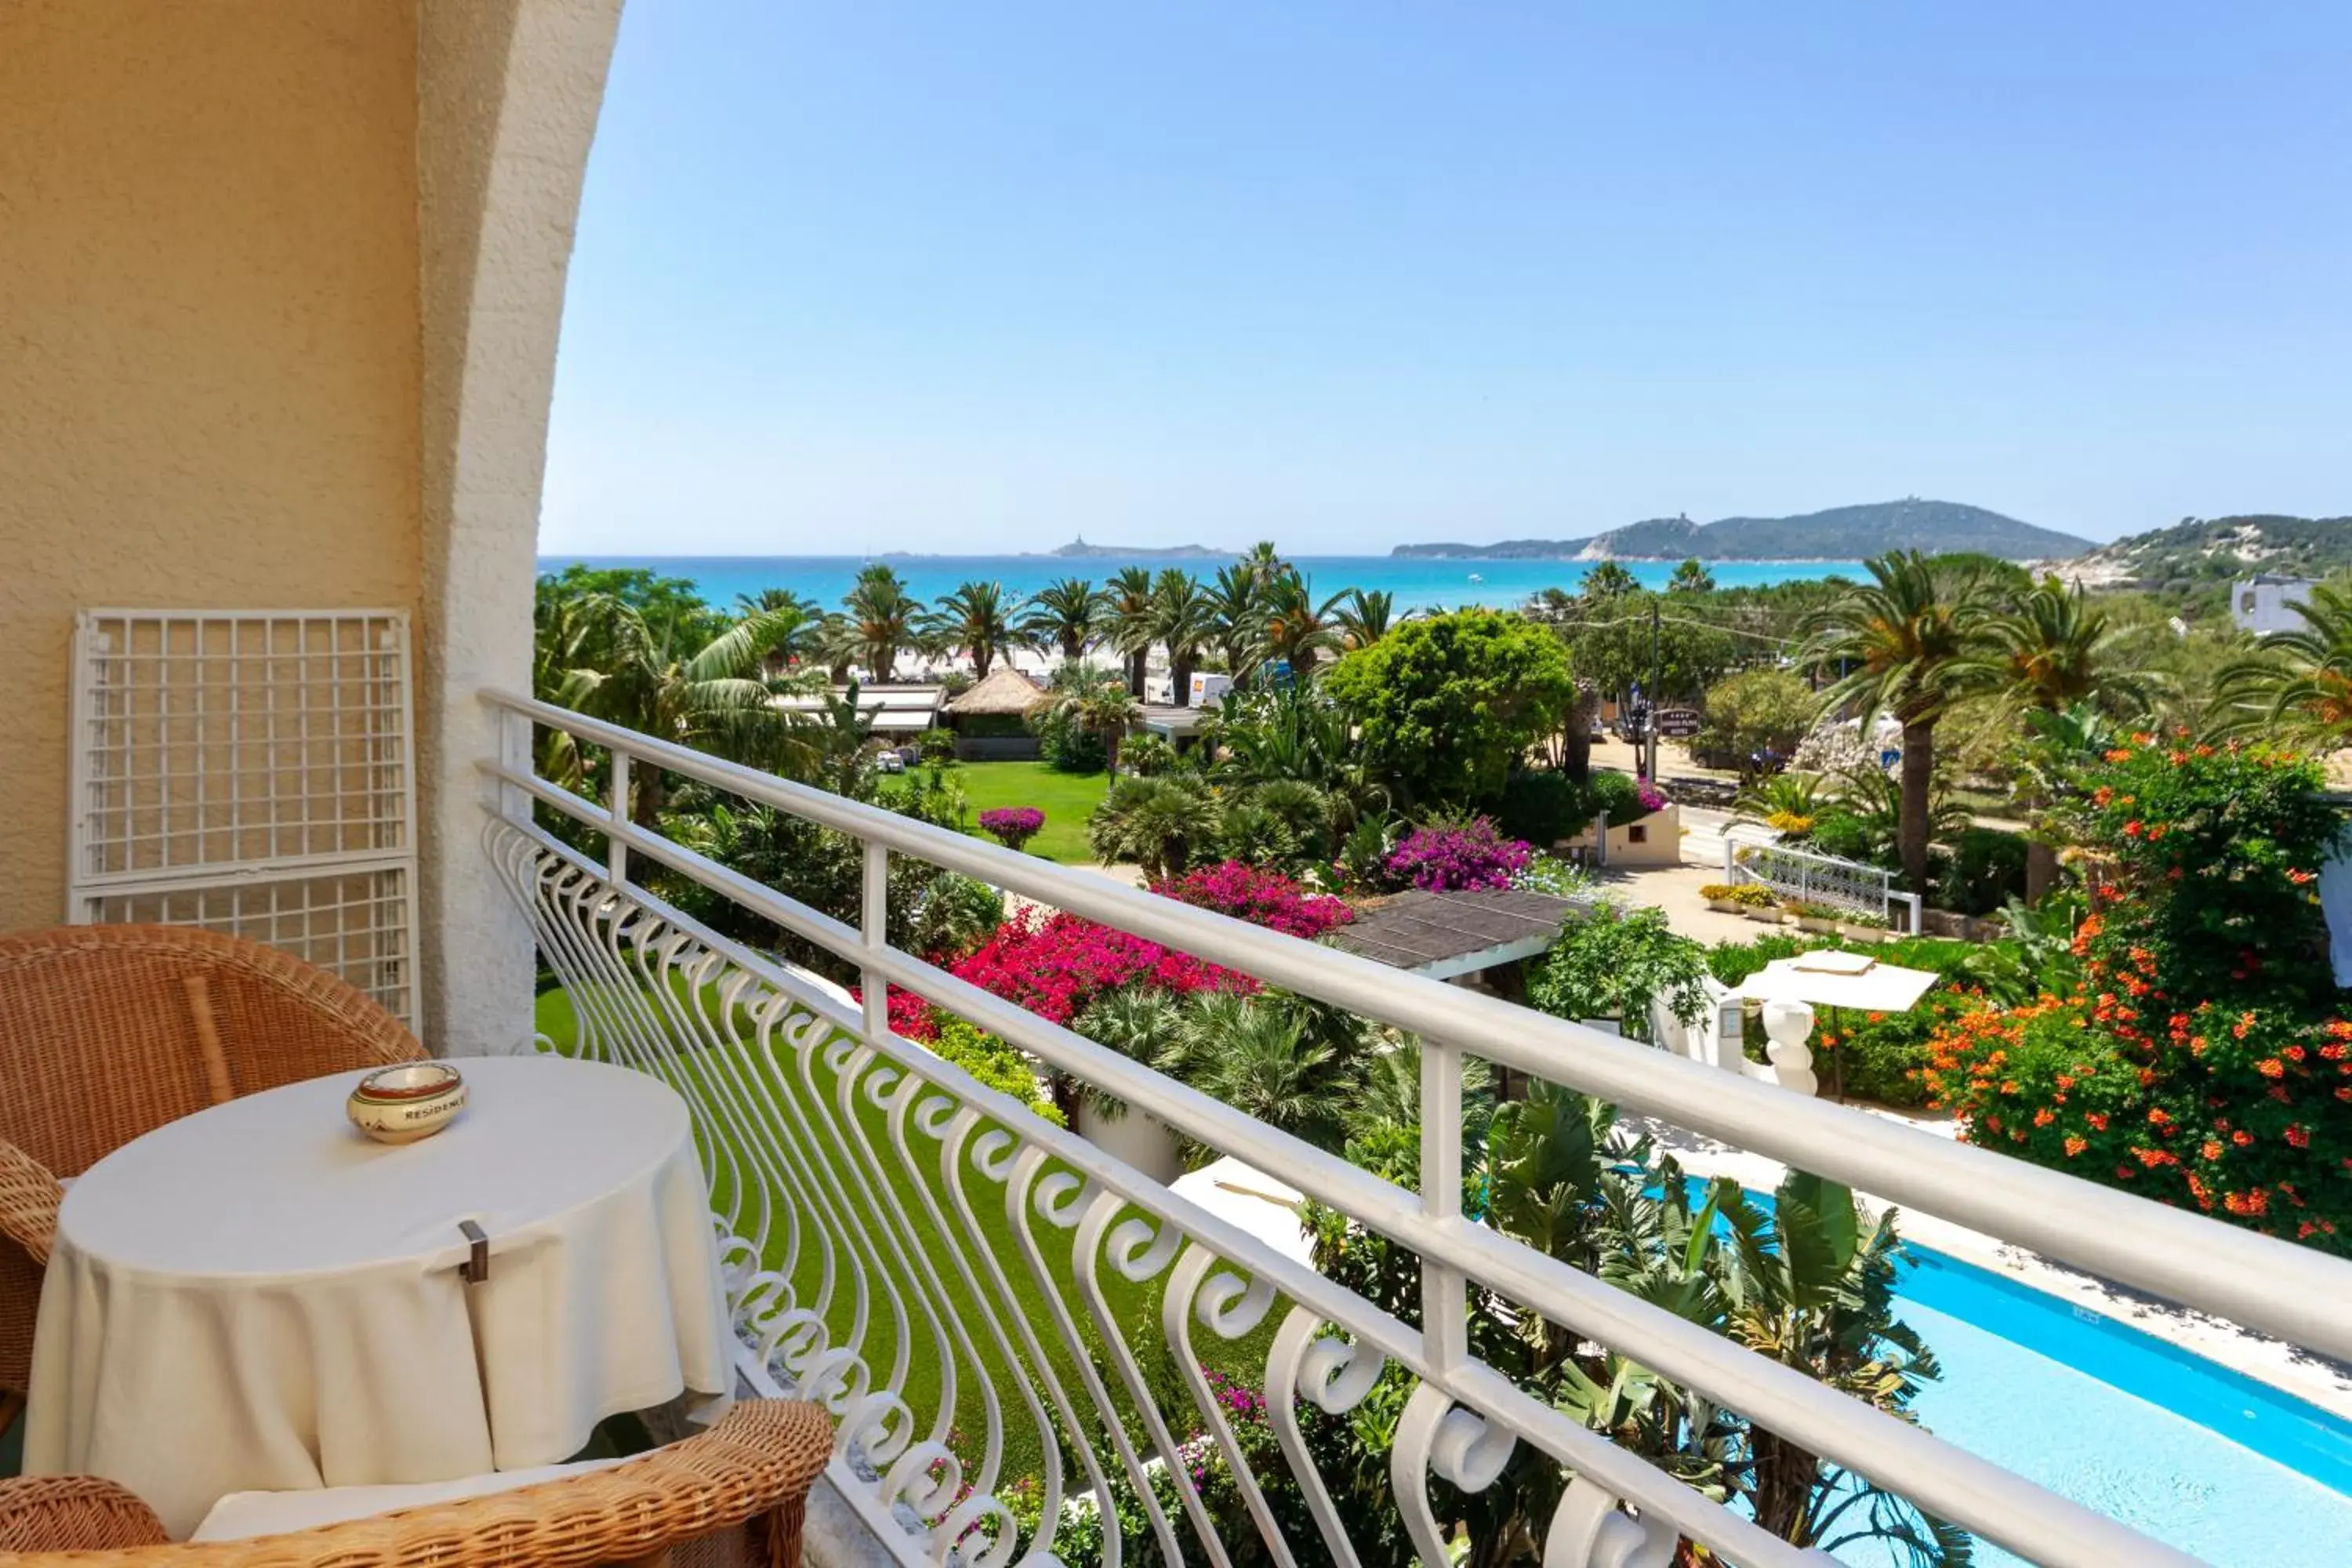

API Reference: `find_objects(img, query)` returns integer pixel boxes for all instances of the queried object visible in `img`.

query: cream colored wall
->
[0,1,423,933]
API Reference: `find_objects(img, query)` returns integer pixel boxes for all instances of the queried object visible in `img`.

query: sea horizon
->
[542,554,1867,616]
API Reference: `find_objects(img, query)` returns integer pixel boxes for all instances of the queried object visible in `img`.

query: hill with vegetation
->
[1394,499,2088,561]
[2060,514,2352,593]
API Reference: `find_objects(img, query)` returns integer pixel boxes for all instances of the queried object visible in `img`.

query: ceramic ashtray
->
[347,1062,468,1145]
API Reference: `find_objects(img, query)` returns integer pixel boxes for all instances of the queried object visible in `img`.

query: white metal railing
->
[1723,838,1922,934]
[478,690,2352,1568]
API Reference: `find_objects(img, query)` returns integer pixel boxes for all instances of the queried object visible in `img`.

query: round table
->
[23,1054,735,1539]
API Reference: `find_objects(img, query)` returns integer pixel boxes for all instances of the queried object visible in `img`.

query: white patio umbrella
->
[1736,948,1940,1014]
[1734,949,1940,1101]
[1169,1156,1315,1266]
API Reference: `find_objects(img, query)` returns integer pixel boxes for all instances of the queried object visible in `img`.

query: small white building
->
[2232,575,2319,636]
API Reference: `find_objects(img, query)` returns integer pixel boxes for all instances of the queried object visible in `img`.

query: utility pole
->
[1646,597,1661,780]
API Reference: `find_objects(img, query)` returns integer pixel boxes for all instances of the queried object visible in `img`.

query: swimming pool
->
[1853,1244,2352,1566]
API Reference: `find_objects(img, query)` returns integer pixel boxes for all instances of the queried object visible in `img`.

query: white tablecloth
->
[24,1055,734,1538]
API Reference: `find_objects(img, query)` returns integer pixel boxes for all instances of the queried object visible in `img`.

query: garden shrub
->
[949,908,1251,1027]
[1583,768,1657,827]
[1920,736,2352,1253]
[1031,704,1105,771]
[1530,904,1710,1039]
[923,1014,1063,1125]
[1804,808,1885,866]
[1936,826,2027,916]
[1118,733,1177,776]
[1151,861,1353,940]
[1497,768,1588,844]
[1385,817,1534,891]
[978,805,1045,852]
[916,727,959,762]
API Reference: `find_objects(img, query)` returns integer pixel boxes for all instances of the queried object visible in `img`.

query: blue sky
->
[540,2,2350,556]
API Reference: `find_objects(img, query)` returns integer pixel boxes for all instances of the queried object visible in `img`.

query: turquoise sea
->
[540,554,1865,616]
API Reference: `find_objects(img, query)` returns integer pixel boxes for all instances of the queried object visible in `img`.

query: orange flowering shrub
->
[1921,735,2351,1254]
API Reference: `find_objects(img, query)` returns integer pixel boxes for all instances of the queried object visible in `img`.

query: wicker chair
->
[0,924,428,1402]
[0,1398,835,1568]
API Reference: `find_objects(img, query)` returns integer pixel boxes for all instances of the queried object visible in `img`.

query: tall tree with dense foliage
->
[1802,552,1994,893]
[1693,666,1818,776]
[841,564,920,680]
[1669,557,1716,593]
[926,579,1022,679]
[1326,608,1577,809]
[1021,577,1105,661]
[1036,662,1141,773]
[1565,592,1738,710]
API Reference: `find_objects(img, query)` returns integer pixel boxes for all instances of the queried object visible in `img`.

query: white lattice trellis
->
[67,610,419,1026]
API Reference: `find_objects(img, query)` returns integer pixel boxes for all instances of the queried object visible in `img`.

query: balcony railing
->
[478,690,2351,1568]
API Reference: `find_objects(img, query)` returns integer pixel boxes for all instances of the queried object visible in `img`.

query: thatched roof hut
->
[942,666,1046,720]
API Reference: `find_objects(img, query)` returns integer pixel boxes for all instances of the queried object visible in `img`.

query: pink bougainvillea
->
[978,807,1046,851]
[947,908,1255,1026]
[1150,860,1354,940]
[1385,817,1534,891]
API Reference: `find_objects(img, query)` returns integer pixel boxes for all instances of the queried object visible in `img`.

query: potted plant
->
[1835,909,1889,943]
[1698,882,1746,915]
[1784,899,1841,934]
[1720,883,1783,921]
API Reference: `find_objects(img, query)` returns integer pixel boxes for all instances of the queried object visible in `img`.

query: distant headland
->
[1394,499,2091,563]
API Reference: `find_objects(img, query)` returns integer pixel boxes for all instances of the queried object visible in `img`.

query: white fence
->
[1724,837,1922,934]
[479,689,2352,1568]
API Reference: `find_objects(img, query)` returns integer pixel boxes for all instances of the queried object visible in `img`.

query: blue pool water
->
[1858,1245,2352,1566]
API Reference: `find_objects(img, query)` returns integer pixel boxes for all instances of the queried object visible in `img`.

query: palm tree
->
[926,580,1021,680]
[841,564,918,680]
[1963,576,2154,899]
[1038,665,1142,773]
[812,612,859,684]
[1086,775,1219,881]
[1203,563,1265,683]
[1581,561,1641,601]
[1104,566,1158,699]
[2217,576,2352,747]
[1169,993,1352,1149]
[559,595,816,824]
[1257,568,1345,677]
[1238,539,1286,590]
[1717,1171,1962,1561]
[1148,569,1217,705]
[1332,587,1396,651]
[1802,551,1994,893]
[1021,577,1105,662]
[1668,558,1715,594]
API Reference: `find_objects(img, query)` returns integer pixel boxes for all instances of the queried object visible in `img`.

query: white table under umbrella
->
[1733,949,1940,1098]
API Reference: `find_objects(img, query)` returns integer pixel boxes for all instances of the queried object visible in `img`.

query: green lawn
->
[879,760,1110,864]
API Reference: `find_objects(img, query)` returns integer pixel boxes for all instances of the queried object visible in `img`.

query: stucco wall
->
[416,0,622,1052]
[0,0,423,932]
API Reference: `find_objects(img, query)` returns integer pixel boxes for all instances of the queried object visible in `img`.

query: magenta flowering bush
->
[1152,860,1354,940]
[948,908,1254,1026]
[978,806,1046,851]
[1385,817,1534,891]
[1635,776,1668,813]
